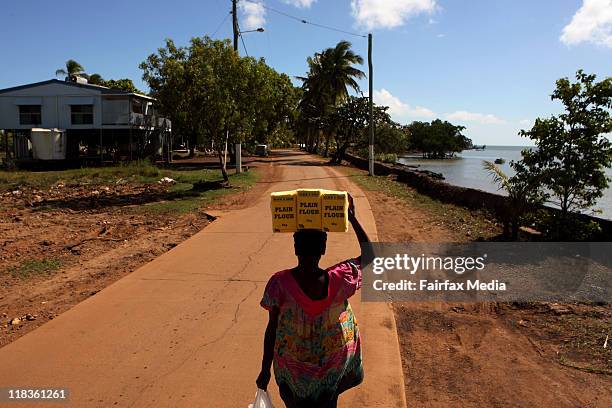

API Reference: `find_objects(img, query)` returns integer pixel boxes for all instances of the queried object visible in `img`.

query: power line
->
[236,20,250,57]
[241,0,366,38]
[240,34,250,56]
[212,11,232,37]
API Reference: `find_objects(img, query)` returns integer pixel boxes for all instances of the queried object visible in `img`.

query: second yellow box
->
[297,189,322,230]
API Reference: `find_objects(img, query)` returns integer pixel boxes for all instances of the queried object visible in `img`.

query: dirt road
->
[0,151,406,408]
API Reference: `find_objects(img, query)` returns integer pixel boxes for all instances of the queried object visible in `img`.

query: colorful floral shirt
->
[260,258,363,404]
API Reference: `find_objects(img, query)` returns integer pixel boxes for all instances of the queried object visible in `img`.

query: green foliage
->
[55,60,143,93]
[130,170,258,215]
[0,160,161,190]
[375,123,409,154]
[375,153,398,163]
[55,59,85,79]
[140,37,296,181]
[296,41,365,155]
[407,120,471,158]
[527,210,602,241]
[7,258,62,279]
[101,78,144,94]
[483,160,541,239]
[514,70,612,235]
[88,72,143,93]
[329,96,393,162]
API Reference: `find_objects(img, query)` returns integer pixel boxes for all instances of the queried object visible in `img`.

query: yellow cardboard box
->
[270,190,297,232]
[296,189,322,230]
[270,189,349,232]
[321,190,349,232]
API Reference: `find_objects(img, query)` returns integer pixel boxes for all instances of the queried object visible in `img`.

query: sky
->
[1,0,610,145]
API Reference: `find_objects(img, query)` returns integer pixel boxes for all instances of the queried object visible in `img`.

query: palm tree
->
[483,160,537,240]
[55,59,85,80]
[298,41,364,105]
[297,41,365,154]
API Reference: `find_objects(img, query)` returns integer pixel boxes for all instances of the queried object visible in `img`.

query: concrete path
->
[0,150,406,408]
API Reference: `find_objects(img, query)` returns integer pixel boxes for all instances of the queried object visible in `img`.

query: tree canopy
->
[55,59,85,79]
[88,75,144,94]
[296,41,365,157]
[140,36,299,181]
[55,59,143,93]
[407,120,470,158]
[512,70,611,238]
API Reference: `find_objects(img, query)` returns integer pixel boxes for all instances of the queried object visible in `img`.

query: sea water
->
[399,146,612,220]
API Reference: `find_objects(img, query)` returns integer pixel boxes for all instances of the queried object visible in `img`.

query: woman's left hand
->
[256,369,271,391]
[348,193,356,219]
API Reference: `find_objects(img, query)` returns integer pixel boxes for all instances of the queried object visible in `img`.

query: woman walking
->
[256,195,370,408]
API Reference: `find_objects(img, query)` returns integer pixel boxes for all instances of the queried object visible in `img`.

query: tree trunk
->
[217,149,229,183]
[511,222,520,241]
[323,137,329,157]
[228,143,236,165]
[332,142,349,164]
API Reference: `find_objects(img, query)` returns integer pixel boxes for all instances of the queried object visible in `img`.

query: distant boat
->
[494,158,505,164]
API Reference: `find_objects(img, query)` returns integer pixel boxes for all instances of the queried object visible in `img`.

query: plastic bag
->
[248,389,275,408]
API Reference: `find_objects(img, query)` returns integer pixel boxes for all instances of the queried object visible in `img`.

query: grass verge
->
[338,165,500,240]
[7,259,62,279]
[1,162,260,215]
[0,160,164,190]
[133,170,259,215]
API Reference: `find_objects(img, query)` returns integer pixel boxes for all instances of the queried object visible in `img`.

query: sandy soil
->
[0,163,273,348]
[363,181,612,407]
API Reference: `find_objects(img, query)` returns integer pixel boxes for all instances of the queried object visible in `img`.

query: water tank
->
[30,128,66,160]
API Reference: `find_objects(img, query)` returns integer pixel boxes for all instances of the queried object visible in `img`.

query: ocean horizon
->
[398,145,612,220]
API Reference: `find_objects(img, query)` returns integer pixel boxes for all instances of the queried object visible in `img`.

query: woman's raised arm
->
[348,194,371,246]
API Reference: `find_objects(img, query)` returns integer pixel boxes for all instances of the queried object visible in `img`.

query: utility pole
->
[232,0,243,173]
[232,0,239,52]
[368,33,374,176]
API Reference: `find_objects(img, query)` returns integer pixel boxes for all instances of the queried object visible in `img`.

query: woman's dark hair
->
[293,229,327,257]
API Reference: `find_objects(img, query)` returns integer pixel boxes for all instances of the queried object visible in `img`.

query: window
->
[131,99,144,114]
[71,105,94,125]
[19,105,41,125]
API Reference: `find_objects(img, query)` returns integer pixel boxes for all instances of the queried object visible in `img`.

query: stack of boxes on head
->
[270,189,349,233]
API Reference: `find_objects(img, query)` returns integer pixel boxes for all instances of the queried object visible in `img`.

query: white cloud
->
[519,119,531,126]
[351,0,437,30]
[240,0,266,30]
[560,0,612,47]
[436,33,445,38]
[282,0,316,7]
[374,88,436,121]
[446,111,506,125]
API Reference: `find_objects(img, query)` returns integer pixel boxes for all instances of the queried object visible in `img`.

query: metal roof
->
[0,79,155,100]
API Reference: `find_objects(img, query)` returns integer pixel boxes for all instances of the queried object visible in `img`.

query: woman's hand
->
[348,193,356,220]
[256,368,271,391]
[347,193,371,243]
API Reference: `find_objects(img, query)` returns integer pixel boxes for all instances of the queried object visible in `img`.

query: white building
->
[0,79,171,163]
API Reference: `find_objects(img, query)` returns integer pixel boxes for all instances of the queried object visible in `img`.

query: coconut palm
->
[55,59,85,80]
[298,41,364,105]
[297,41,364,154]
